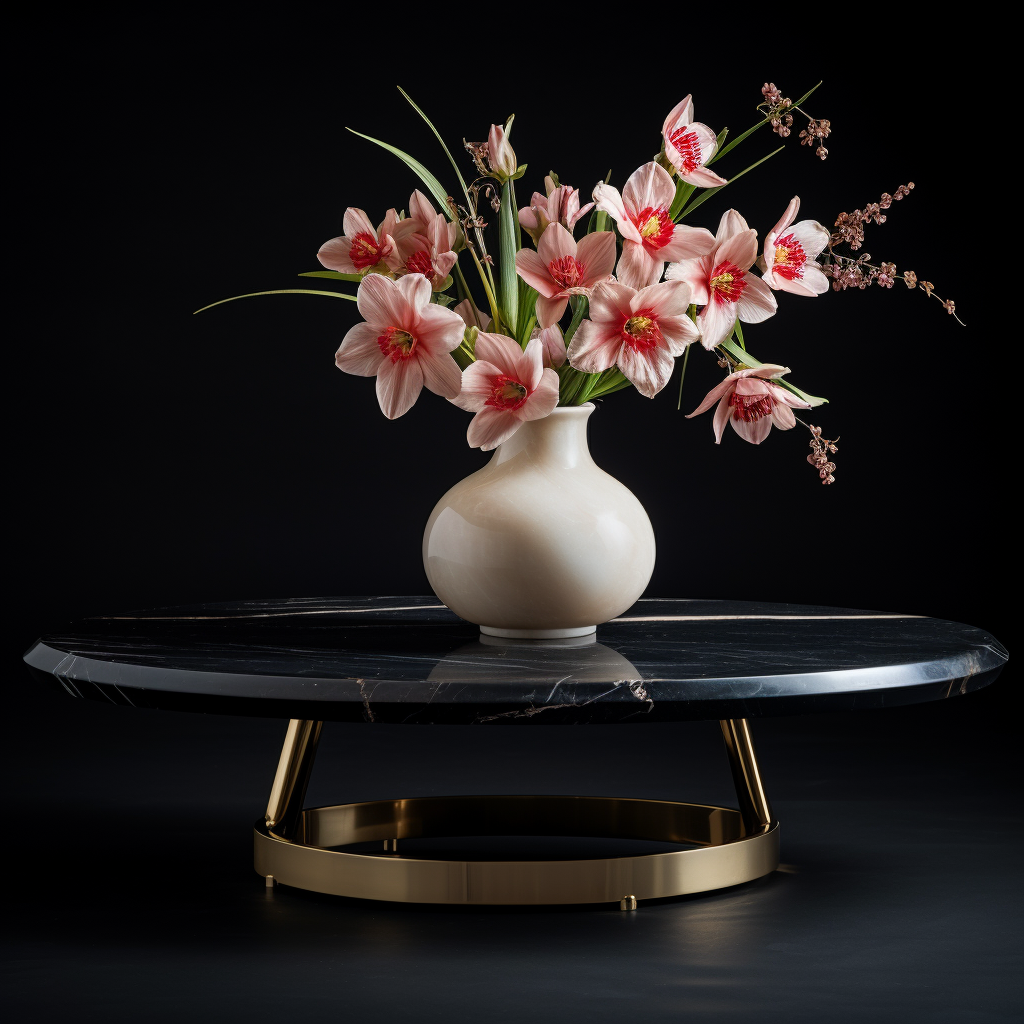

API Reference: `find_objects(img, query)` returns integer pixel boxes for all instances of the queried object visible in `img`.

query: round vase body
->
[422,404,656,638]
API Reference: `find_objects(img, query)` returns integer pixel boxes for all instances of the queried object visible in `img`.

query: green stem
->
[678,147,785,220]
[675,345,691,411]
[469,247,501,330]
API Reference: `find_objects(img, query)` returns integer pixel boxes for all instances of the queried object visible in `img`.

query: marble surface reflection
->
[22,597,1007,723]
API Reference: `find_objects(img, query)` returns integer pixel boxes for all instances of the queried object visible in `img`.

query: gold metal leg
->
[254,717,779,905]
[719,719,773,834]
[265,719,323,841]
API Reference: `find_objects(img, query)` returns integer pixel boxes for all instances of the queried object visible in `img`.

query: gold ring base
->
[254,795,780,905]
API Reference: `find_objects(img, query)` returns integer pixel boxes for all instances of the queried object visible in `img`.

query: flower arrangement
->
[199,83,960,487]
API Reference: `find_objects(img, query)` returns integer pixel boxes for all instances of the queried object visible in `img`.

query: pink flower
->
[666,209,777,349]
[454,298,491,332]
[761,196,831,296]
[335,273,464,420]
[488,123,518,180]
[395,212,458,290]
[317,208,402,275]
[662,96,727,188]
[518,176,594,244]
[593,162,715,289]
[566,280,699,398]
[532,324,566,368]
[453,332,559,450]
[514,223,616,328]
[686,364,809,444]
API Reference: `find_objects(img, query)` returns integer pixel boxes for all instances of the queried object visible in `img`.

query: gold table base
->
[254,719,779,907]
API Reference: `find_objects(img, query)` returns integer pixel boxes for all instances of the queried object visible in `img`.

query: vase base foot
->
[479,625,597,640]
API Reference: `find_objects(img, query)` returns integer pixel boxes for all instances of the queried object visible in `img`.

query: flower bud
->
[487,123,518,181]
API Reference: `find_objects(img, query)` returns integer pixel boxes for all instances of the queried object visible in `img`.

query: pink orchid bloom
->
[488,123,518,180]
[335,273,464,420]
[518,176,594,244]
[514,223,616,328]
[566,280,699,398]
[593,162,715,290]
[761,196,831,296]
[531,324,566,368]
[662,96,727,188]
[666,209,777,350]
[453,332,559,450]
[395,211,458,290]
[454,298,491,332]
[318,207,402,276]
[687,364,809,444]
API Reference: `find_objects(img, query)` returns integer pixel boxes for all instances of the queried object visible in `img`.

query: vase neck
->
[490,404,595,470]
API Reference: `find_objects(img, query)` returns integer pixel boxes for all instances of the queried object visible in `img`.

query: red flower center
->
[620,310,662,351]
[486,374,529,411]
[729,389,776,422]
[667,128,703,174]
[405,250,434,278]
[710,261,747,304]
[377,326,417,362]
[547,255,584,290]
[350,232,386,271]
[772,232,808,280]
[631,207,674,251]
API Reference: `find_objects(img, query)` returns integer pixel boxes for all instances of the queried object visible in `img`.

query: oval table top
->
[22,597,1007,724]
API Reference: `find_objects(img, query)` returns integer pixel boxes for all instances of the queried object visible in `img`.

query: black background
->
[9,21,1017,1023]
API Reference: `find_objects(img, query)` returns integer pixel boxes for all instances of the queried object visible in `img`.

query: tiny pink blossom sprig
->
[805,424,839,485]
[824,183,964,323]
[452,332,559,450]
[567,280,699,398]
[759,83,831,160]
[335,274,464,419]
[687,364,809,445]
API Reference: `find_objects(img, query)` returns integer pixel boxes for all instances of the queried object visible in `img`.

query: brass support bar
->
[719,719,773,834]
[265,719,323,841]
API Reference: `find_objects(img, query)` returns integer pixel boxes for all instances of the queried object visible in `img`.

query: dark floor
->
[6,674,1021,1023]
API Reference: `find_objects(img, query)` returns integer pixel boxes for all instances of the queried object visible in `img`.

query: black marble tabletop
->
[22,597,1007,724]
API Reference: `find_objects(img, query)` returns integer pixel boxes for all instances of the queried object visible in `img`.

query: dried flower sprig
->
[824,184,964,324]
[798,421,838,485]
[759,83,831,159]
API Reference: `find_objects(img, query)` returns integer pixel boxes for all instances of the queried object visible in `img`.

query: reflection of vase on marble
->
[425,633,643,685]
[423,404,656,640]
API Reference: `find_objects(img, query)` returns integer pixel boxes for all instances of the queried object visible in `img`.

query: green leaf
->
[564,295,589,345]
[498,179,518,336]
[517,286,538,345]
[397,87,472,214]
[298,271,362,281]
[347,128,454,221]
[734,320,746,351]
[719,337,827,406]
[709,118,768,166]
[669,180,695,221]
[678,147,785,220]
[194,289,357,314]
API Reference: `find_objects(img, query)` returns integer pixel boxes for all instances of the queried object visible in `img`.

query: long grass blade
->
[194,289,356,314]
[346,128,453,220]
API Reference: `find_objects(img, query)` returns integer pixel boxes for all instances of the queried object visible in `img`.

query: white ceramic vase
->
[422,403,656,638]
